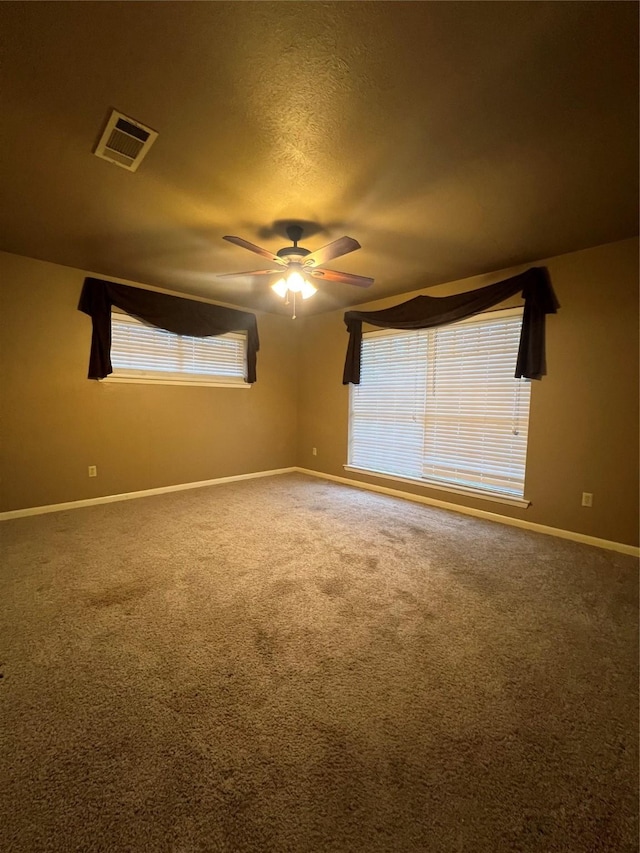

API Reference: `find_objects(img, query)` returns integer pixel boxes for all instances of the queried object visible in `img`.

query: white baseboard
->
[3,465,639,557]
[294,467,640,557]
[0,468,297,520]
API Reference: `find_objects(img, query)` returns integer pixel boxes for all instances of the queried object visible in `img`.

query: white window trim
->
[343,465,530,508]
[348,307,532,505]
[101,375,251,389]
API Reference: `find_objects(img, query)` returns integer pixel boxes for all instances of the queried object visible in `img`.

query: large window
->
[348,308,532,502]
[107,312,248,387]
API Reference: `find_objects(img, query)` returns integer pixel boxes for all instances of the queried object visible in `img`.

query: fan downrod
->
[286,225,303,245]
[278,225,310,259]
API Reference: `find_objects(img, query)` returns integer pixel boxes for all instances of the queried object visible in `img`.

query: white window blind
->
[422,312,531,496]
[348,309,531,500]
[109,312,247,386]
[349,331,429,479]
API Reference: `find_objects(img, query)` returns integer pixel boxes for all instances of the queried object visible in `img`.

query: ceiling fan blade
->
[223,236,286,266]
[302,236,361,267]
[217,269,281,279]
[311,268,374,288]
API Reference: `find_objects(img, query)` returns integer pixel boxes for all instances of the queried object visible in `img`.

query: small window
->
[348,308,532,501]
[107,312,248,387]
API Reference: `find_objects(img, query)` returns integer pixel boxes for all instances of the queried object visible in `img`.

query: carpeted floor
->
[1,473,638,853]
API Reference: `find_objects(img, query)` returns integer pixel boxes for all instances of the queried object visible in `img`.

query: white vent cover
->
[94,110,158,171]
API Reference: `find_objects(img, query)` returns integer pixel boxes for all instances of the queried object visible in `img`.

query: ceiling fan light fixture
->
[271,278,289,298]
[300,280,317,300]
[285,270,305,293]
[271,270,317,301]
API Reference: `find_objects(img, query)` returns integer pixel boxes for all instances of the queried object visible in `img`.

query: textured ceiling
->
[0,2,637,315]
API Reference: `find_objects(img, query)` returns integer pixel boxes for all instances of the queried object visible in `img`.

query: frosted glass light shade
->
[271,272,317,301]
[271,278,289,298]
[286,271,305,293]
[300,280,317,299]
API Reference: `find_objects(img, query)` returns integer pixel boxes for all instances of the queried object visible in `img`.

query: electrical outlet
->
[88,465,97,478]
[581,492,593,507]
[312,447,317,456]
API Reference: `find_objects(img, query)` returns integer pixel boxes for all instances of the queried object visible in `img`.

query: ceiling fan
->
[218,225,373,315]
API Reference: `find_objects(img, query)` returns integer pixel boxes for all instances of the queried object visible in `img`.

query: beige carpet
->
[1,473,638,852]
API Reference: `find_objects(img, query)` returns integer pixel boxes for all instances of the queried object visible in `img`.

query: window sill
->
[100,376,251,389]
[343,466,530,508]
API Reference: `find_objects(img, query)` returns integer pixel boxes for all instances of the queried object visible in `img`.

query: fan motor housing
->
[276,224,310,259]
[277,245,310,259]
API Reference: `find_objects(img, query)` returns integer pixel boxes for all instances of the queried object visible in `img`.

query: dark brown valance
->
[78,278,260,383]
[343,267,559,385]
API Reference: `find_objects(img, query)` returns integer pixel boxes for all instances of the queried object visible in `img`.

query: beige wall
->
[0,251,298,511]
[297,238,640,547]
[2,239,638,547]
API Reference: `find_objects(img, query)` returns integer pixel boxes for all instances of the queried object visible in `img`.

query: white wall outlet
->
[312,447,317,456]
[88,465,97,478]
[581,492,593,507]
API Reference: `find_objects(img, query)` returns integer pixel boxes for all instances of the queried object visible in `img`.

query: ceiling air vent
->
[94,110,158,172]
